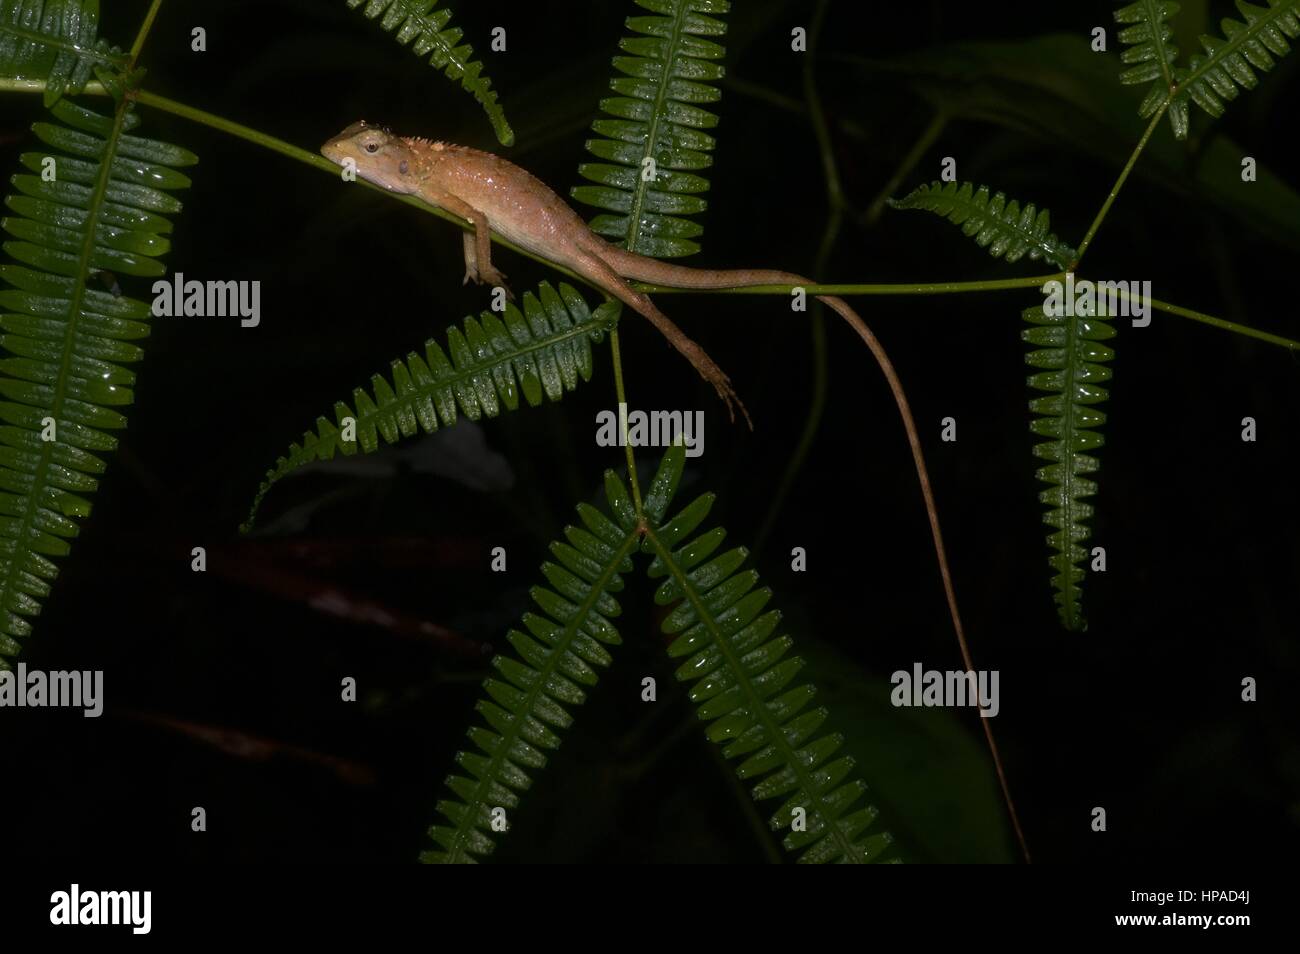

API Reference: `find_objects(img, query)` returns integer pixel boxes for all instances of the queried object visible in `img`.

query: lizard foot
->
[481,267,514,301]
[675,337,752,429]
[710,375,753,430]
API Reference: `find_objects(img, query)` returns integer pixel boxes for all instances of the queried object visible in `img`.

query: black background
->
[1,0,1296,864]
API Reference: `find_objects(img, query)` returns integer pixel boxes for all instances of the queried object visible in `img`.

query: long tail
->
[607,246,1032,861]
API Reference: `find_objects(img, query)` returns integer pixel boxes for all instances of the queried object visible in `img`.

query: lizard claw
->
[712,378,753,430]
[481,267,514,301]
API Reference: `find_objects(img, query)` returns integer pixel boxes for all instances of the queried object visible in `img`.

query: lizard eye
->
[365,142,379,153]
[399,160,409,175]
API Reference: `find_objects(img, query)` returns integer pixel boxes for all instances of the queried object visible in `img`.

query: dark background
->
[2,0,1296,863]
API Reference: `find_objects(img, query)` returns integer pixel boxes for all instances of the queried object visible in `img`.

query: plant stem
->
[1147,296,1299,351]
[1089,279,1300,351]
[609,326,643,515]
[128,0,166,70]
[0,81,1072,303]
[1073,103,1168,265]
[12,85,1295,359]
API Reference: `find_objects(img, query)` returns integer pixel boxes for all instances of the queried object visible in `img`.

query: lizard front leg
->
[437,192,513,298]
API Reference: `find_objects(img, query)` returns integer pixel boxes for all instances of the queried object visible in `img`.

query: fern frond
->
[1022,298,1116,632]
[0,99,196,667]
[344,0,514,146]
[1175,0,1300,124]
[889,181,1076,270]
[571,0,730,258]
[641,447,899,863]
[242,283,618,532]
[422,466,640,862]
[0,0,128,105]
[1114,0,1191,138]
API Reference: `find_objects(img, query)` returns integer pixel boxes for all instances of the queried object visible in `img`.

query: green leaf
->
[1175,0,1300,126]
[889,180,1076,270]
[344,0,514,146]
[0,0,128,106]
[642,447,899,863]
[422,469,639,862]
[1114,0,1190,137]
[242,283,619,532]
[1022,296,1116,632]
[572,0,730,258]
[0,98,195,666]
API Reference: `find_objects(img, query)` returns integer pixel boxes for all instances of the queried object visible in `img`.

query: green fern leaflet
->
[242,283,619,532]
[0,98,196,666]
[344,0,514,146]
[423,467,639,863]
[1022,297,1116,632]
[572,0,730,258]
[889,181,1076,270]
[1114,0,1300,138]
[425,447,901,863]
[1176,0,1300,124]
[0,0,129,105]
[1114,0,1190,138]
[641,449,898,863]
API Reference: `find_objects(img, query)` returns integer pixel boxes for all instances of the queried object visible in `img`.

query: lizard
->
[323,121,860,428]
[320,119,962,635]
[320,121,1026,858]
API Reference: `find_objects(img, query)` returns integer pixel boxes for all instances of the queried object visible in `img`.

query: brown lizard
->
[323,121,863,427]
[319,118,951,581]
[320,121,957,465]
[321,121,1025,858]
[322,118,968,638]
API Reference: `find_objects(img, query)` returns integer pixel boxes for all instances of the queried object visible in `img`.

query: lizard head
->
[321,121,420,194]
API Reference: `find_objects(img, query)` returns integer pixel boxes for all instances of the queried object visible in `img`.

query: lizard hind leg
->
[574,250,751,428]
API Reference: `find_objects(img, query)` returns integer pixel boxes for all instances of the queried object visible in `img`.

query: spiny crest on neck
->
[401,136,448,152]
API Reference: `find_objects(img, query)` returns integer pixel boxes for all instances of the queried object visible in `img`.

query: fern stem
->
[608,327,643,515]
[1146,297,1300,351]
[1073,103,1168,265]
[128,0,167,69]
[1072,275,1300,351]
